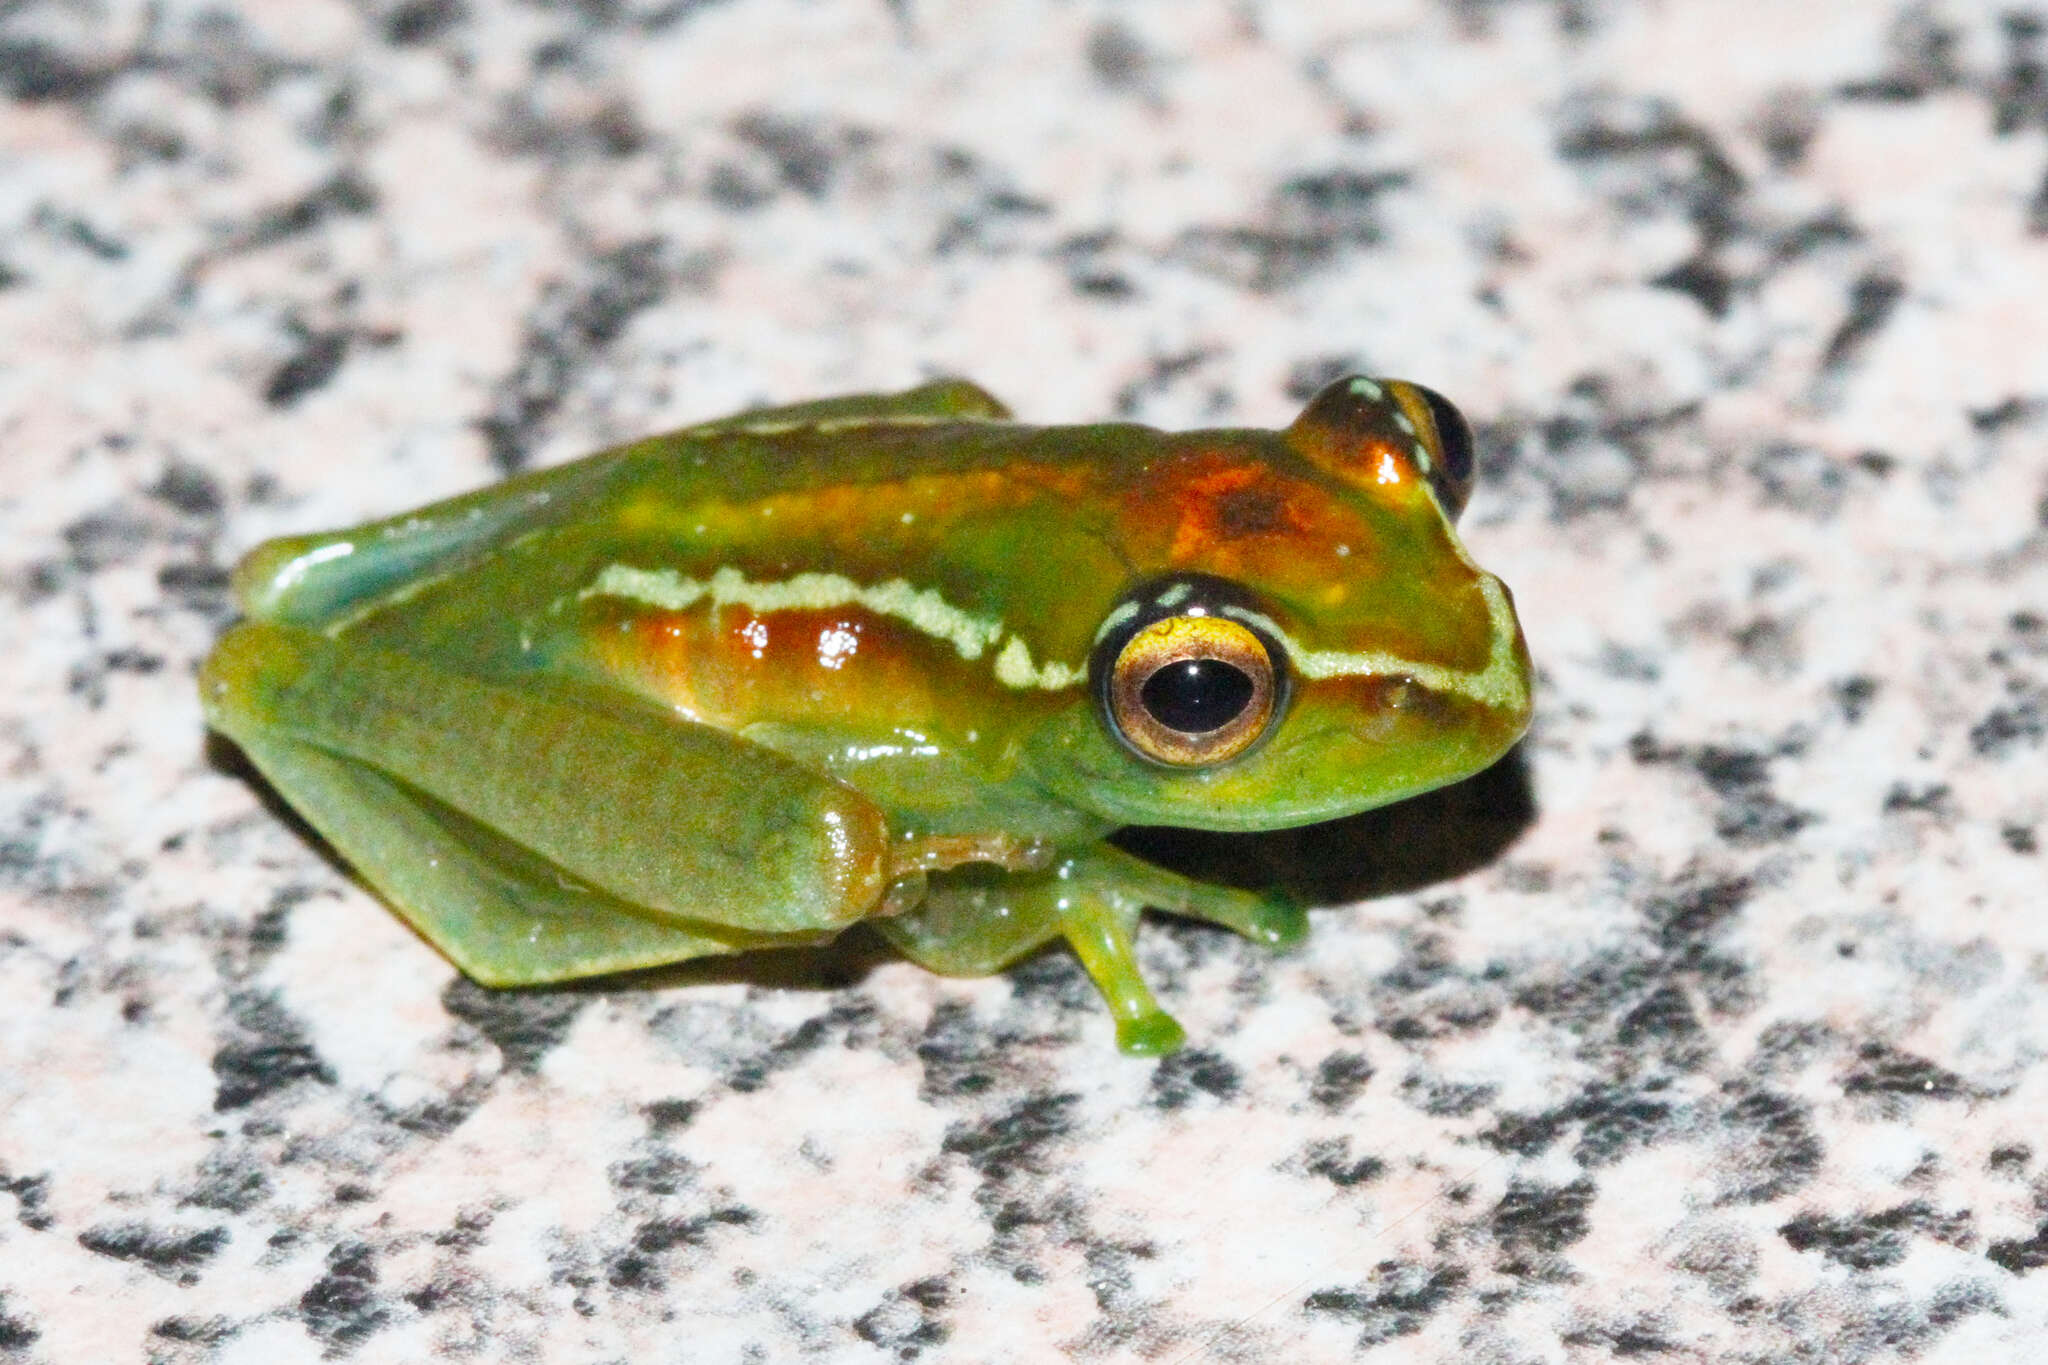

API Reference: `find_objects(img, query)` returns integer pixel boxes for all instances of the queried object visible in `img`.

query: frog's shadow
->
[206,733,1537,998]
[1119,740,1539,908]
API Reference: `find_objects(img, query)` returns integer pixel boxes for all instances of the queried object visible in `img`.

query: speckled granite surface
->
[3,2,2046,1361]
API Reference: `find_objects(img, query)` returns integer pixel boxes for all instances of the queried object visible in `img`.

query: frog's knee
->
[198,620,314,731]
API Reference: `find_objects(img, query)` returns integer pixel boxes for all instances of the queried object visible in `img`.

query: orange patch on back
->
[1155,454,1312,563]
[586,604,947,731]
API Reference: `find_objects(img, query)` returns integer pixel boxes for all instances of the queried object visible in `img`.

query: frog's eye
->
[1091,578,1286,767]
[1287,375,1479,523]
[1392,382,1477,521]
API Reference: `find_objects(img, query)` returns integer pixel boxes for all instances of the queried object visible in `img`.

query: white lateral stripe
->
[581,563,1085,690]
[585,564,1524,707]
[1223,574,1526,709]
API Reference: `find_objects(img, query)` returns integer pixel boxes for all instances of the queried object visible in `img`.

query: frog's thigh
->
[875,856,1187,1057]
[203,621,891,940]
[219,725,781,984]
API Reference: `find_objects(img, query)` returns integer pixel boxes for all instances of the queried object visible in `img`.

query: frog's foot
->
[1089,842,1309,949]
[872,853,1187,1055]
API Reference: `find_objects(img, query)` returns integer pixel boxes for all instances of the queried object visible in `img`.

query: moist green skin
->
[203,376,1532,1055]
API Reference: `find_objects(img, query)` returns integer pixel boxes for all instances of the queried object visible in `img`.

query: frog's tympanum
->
[203,377,1531,1054]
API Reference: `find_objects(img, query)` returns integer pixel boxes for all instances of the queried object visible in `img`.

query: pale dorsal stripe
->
[581,564,1084,690]
[701,413,1009,439]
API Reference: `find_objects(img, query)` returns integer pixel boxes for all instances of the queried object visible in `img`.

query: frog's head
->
[1025,376,1532,831]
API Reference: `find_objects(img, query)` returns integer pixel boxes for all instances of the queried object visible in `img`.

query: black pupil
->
[1140,658,1255,734]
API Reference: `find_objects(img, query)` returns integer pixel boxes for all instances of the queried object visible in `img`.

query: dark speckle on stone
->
[1841,1042,1976,1100]
[1755,89,1820,167]
[1718,1085,1824,1204]
[1969,396,2036,432]
[210,1038,335,1111]
[181,1148,270,1214]
[1833,675,1880,723]
[1491,1178,1596,1262]
[1634,735,1817,846]
[0,1169,53,1232]
[1883,782,1953,816]
[76,1222,229,1280]
[1148,1047,1240,1110]
[1300,1137,1385,1188]
[1650,256,1734,317]
[1086,21,1152,93]
[1970,701,2044,757]
[1819,271,1905,376]
[0,1295,37,1351]
[726,1000,876,1093]
[0,37,112,103]
[1398,1071,1497,1117]
[914,999,1017,1101]
[440,977,586,1075]
[211,991,337,1111]
[263,329,350,407]
[643,1098,698,1134]
[385,0,467,45]
[1309,1051,1375,1111]
[1749,442,1847,517]
[1303,1260,1466,1348]
[853,1275,953,1360]
[239,172,379,252]
[607,1208,757,1290]
[63,508,153,572]
[1988,1221,2048,1273]
[300,1241,389,1348]
[1836,10,1963,102]
[942,1094,1080,1183]
[478,237,672,472]
[146,462,223,517]
[1481,1081,1682,1167]
[732,112,839,198]
[1778,1200,1972,1270]
[1172,168,1408,291]
[609,1150,695,1196]
[1987,1143,2032,1176]
[1556,101,1744,244]
[158,561,234,614]
[149,1315,231,1345]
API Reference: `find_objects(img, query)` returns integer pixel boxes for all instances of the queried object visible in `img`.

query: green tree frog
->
[202,376,1531,1055]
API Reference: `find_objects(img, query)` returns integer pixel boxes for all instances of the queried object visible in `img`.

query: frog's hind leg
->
[201,620,887,982]
[215,725,775,985]
[873,851,1189,1057]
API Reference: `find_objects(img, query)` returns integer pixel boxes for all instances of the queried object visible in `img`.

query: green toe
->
[1247,894,1309,947]
[1116,1010,1187,1057]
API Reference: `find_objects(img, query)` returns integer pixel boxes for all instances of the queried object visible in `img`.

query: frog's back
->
[236,402,1231,657]
[230,379,1505,779]
[234,380,1128,634]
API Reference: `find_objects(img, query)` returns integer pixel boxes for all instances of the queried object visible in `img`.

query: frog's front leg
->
[874,844,1304,1056]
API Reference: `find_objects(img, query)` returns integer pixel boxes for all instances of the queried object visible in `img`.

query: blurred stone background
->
[1,1,2045,1360]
